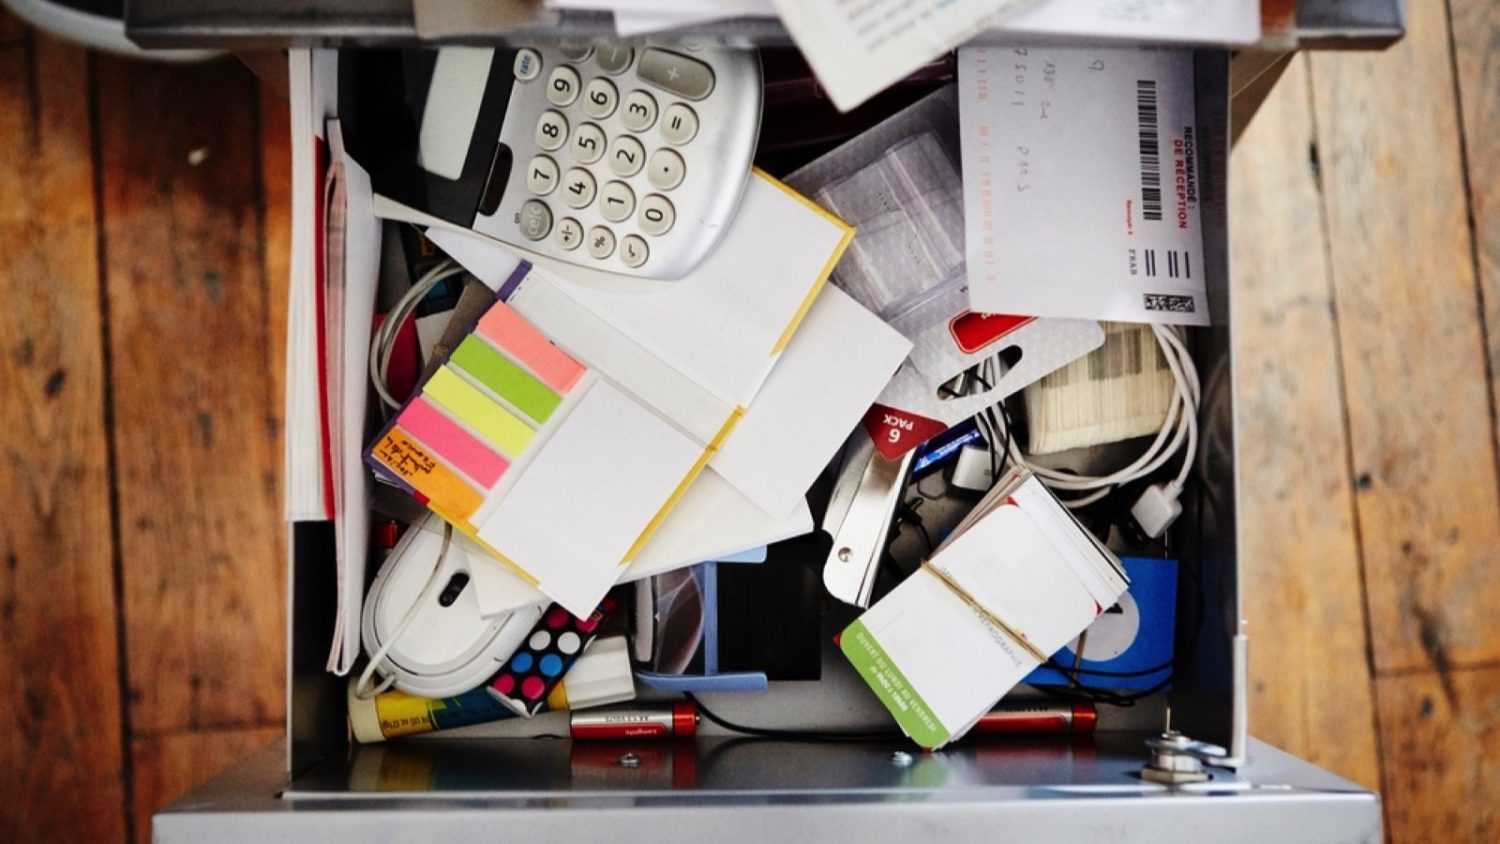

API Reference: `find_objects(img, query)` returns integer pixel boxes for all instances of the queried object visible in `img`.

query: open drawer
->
[153,46,1382,843]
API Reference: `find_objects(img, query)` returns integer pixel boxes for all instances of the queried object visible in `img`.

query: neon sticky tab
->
[450,336,563,424]
[423,365,535,457]
[476,302,585,393]
[400,397,511,487]
[371,427,483,522]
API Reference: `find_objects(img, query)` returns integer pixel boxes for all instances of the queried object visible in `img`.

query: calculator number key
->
[621,90,658,132]
[527,155,559,196]
[583,78,618,119]
[608,135,646,177]
[535,110,569,151]
[547,65,581,107]
[647,148,685,191]
[570,122,606,164]
[600,180,636,223]
[562,168,597,209]
[661,103,698,146]
[639,194,675,236]
[518,200,553,241]
[620,234,649,268]
[587,226,616,260]
[556,217,583,251]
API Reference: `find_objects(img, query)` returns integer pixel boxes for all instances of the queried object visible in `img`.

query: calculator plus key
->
[637,48,716,100]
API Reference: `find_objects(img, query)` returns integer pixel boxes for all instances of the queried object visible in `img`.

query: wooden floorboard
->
[93,54,286,742]
[1310,0,1500,675]
[1376,666,1500,842]
[1451,0,1500,460]
[1230,55,1382,791]
[0,28,128,844]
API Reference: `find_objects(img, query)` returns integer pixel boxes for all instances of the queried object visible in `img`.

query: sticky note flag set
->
[368,296,709,618]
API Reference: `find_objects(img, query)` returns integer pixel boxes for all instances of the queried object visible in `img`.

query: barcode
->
[1144,293,1196,313]
[1137,79,1162,222]
[1141,248,1191,279]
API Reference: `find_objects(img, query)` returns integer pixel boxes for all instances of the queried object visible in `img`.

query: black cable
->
[896,498,935,554]
[1031,672,1175,708]
[685,693,901,742]
[1043,657,1174,679]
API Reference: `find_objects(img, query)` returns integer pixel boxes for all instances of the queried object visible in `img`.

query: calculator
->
[339,44,762,281]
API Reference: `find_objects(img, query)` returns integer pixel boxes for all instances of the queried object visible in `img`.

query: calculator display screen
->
[339,48,518,227]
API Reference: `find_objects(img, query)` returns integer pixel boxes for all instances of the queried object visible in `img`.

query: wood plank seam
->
[1297,57,1391,819]
[1442,0,1500,604]
[134,720,286,740]
[86,46,138,844]
[1377,656,1500,679]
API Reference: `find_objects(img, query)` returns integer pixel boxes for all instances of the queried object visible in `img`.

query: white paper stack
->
[841,469,1128,748]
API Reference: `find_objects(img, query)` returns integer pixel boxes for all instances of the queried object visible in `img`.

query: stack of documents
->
[417,172,912,616]
[841,468,1128,749]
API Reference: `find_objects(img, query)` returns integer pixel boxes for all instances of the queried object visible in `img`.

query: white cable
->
[369,259,469,411]
[978,323,1200,509]
[353,523,456,700]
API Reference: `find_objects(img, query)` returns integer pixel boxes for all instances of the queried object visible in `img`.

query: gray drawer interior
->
[284,45,1236,782]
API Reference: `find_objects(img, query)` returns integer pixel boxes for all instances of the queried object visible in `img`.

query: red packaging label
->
[863,403,949,460]
[948,312,1035,355]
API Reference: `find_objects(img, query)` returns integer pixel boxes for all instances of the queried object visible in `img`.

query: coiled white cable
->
[982,323,1200,509]
[369,259,469,412]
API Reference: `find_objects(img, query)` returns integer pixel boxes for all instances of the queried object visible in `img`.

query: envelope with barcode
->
[957,46,1210,326]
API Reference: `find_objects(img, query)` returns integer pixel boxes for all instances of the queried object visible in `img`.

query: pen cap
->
[347,676,384,745]
[546,635,636,710]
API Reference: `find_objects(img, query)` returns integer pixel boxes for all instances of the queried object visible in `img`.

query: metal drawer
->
[152,44,1384,844]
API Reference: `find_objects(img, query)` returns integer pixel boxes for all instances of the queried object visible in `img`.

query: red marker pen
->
[570,703,699,740]
[970,702,1097,736]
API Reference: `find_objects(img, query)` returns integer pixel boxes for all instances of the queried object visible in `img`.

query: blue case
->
[1023,556,1177,690]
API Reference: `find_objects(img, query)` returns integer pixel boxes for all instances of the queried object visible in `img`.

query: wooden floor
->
[0,2,1496,841]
